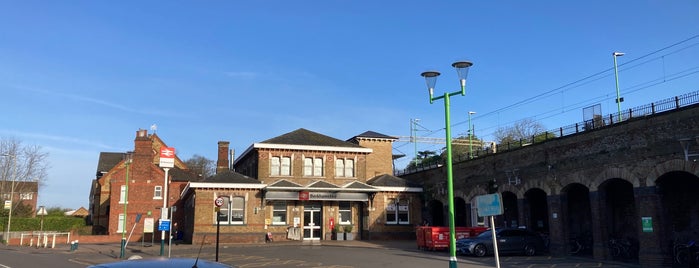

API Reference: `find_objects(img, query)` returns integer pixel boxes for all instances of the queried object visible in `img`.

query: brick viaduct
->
[400,99,699,266]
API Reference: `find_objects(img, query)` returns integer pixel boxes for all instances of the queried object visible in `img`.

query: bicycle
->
[608,238,632,259]
[674,240,699,266]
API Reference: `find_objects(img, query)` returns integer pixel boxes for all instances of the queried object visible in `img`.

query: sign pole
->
[160,167,169,256]
[490,215,501,268]
[214,197,224,262]
[158,146,175,257]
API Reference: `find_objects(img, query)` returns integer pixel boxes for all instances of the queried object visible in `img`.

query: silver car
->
[456,228,546,257]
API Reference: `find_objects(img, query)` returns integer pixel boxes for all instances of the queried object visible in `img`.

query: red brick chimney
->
[216,141,230,174]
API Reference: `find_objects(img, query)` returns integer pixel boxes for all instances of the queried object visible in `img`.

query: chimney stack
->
[217,141,230,174]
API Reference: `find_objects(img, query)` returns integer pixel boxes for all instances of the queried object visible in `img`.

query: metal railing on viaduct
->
[397,90,699,267]
[397,90,699,175]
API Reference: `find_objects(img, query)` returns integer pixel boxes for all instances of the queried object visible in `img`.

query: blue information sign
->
[158,219,171,231]
[476,193,503,217]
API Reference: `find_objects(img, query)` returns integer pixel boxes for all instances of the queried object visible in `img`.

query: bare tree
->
[494,118,547,144]
[1,137,50,216]
[184,154,215,179]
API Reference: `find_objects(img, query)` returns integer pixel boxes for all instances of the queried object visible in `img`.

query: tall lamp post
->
[2,153,17,245]
[119,153,132,259]
[468,111,476,159]
[613,52,625,122]
[421,60,474,268]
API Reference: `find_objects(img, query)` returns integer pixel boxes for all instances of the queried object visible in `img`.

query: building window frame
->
[216,196,245,225]
[385,198,410,225]
[19,193,33,200]
[338,201,352,225]
[119,185,127,204]
[271,156,292,176]
[335,158,355,178]
[153,186,163,199]
[272,201,287,225]
[117,213,125,233]
[303,157,323,177]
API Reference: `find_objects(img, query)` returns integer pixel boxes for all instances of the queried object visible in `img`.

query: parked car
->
[456,228,546,257]
[87,257,235,268]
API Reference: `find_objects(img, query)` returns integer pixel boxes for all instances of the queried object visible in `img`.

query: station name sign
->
[299,191,337,200]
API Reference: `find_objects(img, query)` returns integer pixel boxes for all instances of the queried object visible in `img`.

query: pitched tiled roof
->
[261,128,363,148]
[267,179,303,188]
[367,174,421,188]
[352,131,398,140]
[201,171,261,184]
[342,181,379,191]
[306,180,340,189]
[170,168,199,182]
[96,152,125,177]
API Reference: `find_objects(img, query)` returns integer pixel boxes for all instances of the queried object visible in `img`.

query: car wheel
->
[524,244,536,256]
[473,244,487,257]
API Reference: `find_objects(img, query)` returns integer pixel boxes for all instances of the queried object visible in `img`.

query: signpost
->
[476,193,504,268]
[158,147,175,257]
[215,197,224,262]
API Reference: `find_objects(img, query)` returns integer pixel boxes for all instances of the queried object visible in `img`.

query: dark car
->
[456,228,546,257]
[87,257,234,268]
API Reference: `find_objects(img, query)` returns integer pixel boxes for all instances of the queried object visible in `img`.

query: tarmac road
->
[2,239,642,268]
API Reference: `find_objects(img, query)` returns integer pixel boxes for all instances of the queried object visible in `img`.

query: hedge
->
[0,216,86,232]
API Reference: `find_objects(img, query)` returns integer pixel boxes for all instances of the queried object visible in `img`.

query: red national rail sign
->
[159,147,175,168]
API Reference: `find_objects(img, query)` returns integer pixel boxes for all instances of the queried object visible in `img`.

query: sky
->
[1,1,698,210]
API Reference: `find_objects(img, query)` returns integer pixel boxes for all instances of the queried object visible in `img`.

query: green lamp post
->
[420,60,473,268]
[119,152,132,259]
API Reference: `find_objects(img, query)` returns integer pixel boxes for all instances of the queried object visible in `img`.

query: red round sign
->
[215,197,224,207]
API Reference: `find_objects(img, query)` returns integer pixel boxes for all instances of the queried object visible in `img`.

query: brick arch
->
[464,185,488,202]
[520,178,554,196]
[590,167,640,190]
[557,171,595,192]
[499,183,523,198]
[646,159,699,186]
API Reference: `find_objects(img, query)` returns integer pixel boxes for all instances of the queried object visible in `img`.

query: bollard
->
[74,240,78,251]
[70,241,75,252]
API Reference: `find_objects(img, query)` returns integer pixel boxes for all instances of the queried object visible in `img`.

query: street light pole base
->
[120,238,126,258]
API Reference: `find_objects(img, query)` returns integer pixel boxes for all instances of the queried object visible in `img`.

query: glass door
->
[303,202,322,240]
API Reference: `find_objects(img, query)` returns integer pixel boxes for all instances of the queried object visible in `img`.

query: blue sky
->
[1,1,698,209]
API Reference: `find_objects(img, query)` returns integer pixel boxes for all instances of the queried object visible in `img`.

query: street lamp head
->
[452,61,473,91]
[420,70,440,100]
[124,151,134,164]
[613,52,625,57]
[469,111,476,115]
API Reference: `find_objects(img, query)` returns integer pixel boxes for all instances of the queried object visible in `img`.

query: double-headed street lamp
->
[421,60,473,268]
[2,153,17,244]
[119,152,133,259]
[468,111,476,159]
[613,52,625,122]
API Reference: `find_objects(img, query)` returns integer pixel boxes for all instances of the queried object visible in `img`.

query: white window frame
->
[385,198,410,225]
[271,156,292,176]
[119,185,127,204]
[272,201,287,225]
[338,201,352,225]
[117,213,125,233]
[304,157,323,177]
[335,158,355,178]
[216,196,245,225]
[154,186,163,199]
[19,193,33,200]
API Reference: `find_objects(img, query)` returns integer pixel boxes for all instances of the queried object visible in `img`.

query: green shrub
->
[0,216,86,232]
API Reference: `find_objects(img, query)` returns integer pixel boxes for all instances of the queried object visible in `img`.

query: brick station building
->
[89,128,422,244]
[179,129,423,244]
